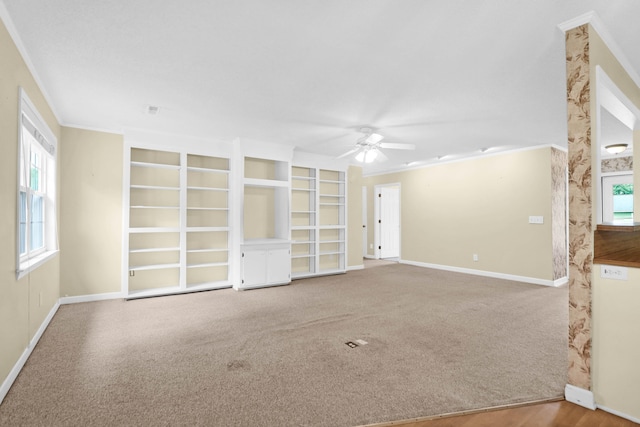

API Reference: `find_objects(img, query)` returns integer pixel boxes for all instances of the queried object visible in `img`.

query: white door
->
[380,186,400,259]
[362,186,367,257]
[602,174,634,223]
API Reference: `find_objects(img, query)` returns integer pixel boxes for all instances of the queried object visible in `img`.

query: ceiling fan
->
[337,127,416,163]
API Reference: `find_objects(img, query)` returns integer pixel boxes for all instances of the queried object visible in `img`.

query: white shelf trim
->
[131,161,180,170]
[186,262,228,269]
[317,268,346,275]
[186,281,231,290]
[187,186,229,192]
[131,185,180,191]
[129,247,180,253]
[186,248,228,253]
[186,166,230,174]
[244,177,289,188]
[129,263,180,271]
[130,205,180,209]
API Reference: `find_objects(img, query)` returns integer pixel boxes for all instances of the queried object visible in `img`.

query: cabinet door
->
[242,250,267,287]
[267,248,291,284]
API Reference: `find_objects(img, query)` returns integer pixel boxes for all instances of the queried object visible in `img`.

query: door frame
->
[362,186,368,258]
[374,183,401,260]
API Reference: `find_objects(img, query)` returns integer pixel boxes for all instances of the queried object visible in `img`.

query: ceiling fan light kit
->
[355,148,379,163]
[339,127,416,163]
[604,143,628,154]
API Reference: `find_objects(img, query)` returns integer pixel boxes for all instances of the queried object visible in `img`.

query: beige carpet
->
[0,263,568,426]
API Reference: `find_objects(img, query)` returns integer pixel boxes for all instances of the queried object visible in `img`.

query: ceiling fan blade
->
[365,133,384,144]
[336,147,360,159]
[379,142,416,150]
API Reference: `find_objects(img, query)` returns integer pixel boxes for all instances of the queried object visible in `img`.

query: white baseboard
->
[59,291,124,305]
[565,384,596,410]
[553,277,569,286]
[0,301,59,405]
[400,259,565,287]
[347,264,364,271]
[363,255,376,259]
[597,404,640,424]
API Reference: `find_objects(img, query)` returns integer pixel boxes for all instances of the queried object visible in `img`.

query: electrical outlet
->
[601,265,628,280]
[369,244,373,249]
[473,254,478,262]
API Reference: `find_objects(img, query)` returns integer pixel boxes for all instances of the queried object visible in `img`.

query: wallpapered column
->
[551,147,568,281]
[565,24,592,390]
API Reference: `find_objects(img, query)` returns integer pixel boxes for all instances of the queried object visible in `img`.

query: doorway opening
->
[374,184,400,260]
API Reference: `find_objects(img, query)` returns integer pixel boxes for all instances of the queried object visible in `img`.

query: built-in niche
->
[593,67,640,267]
[598,107,634,223]
[595,67,637,225]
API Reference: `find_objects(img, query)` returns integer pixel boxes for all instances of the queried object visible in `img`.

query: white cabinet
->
[267,247,292,284]
[239,241,291,290]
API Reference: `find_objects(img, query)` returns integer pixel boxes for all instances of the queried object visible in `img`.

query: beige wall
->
[592,269,640,417]
[363,148,557,280]
[60,127,123,297]
[0,19,61,387]
[588,25,640,419]
[347,166,363,268]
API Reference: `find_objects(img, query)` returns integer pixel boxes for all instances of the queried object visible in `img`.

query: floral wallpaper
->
[602,156,633,173]
[551,147,567,280]
[565,24,592,391]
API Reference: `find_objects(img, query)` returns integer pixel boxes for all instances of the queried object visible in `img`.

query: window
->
[602,174,634,223]
[16,88,58,279]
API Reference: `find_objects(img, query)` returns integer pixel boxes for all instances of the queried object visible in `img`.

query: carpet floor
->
[0,263,568,426]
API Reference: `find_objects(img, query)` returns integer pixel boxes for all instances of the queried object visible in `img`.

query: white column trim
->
[565,384,596,410]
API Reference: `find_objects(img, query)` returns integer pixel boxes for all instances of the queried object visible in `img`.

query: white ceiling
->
[2,1,639,174]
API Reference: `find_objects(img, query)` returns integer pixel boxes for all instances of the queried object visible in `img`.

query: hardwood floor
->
[372,400,638,427]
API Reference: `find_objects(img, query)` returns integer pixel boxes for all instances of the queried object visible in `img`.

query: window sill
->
[17,249,59,280]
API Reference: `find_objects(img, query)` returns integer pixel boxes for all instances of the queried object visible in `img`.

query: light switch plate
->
[529,216,544,224]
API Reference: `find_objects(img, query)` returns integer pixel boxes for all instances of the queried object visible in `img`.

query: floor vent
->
[345,341,358,348]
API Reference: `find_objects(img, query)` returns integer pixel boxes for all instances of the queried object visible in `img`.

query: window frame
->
[602,172,634,224]
[16,88,58,280]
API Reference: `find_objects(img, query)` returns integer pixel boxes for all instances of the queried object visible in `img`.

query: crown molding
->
[0,3,61,124]
[557,11,595,32]
[558,11,640,89]
[362,144,563,178]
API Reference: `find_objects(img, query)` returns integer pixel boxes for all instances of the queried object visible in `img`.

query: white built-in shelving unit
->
[236,153,292,290]
[122,135,346,297]
[124,145,231,299]
[291,165,346,279]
